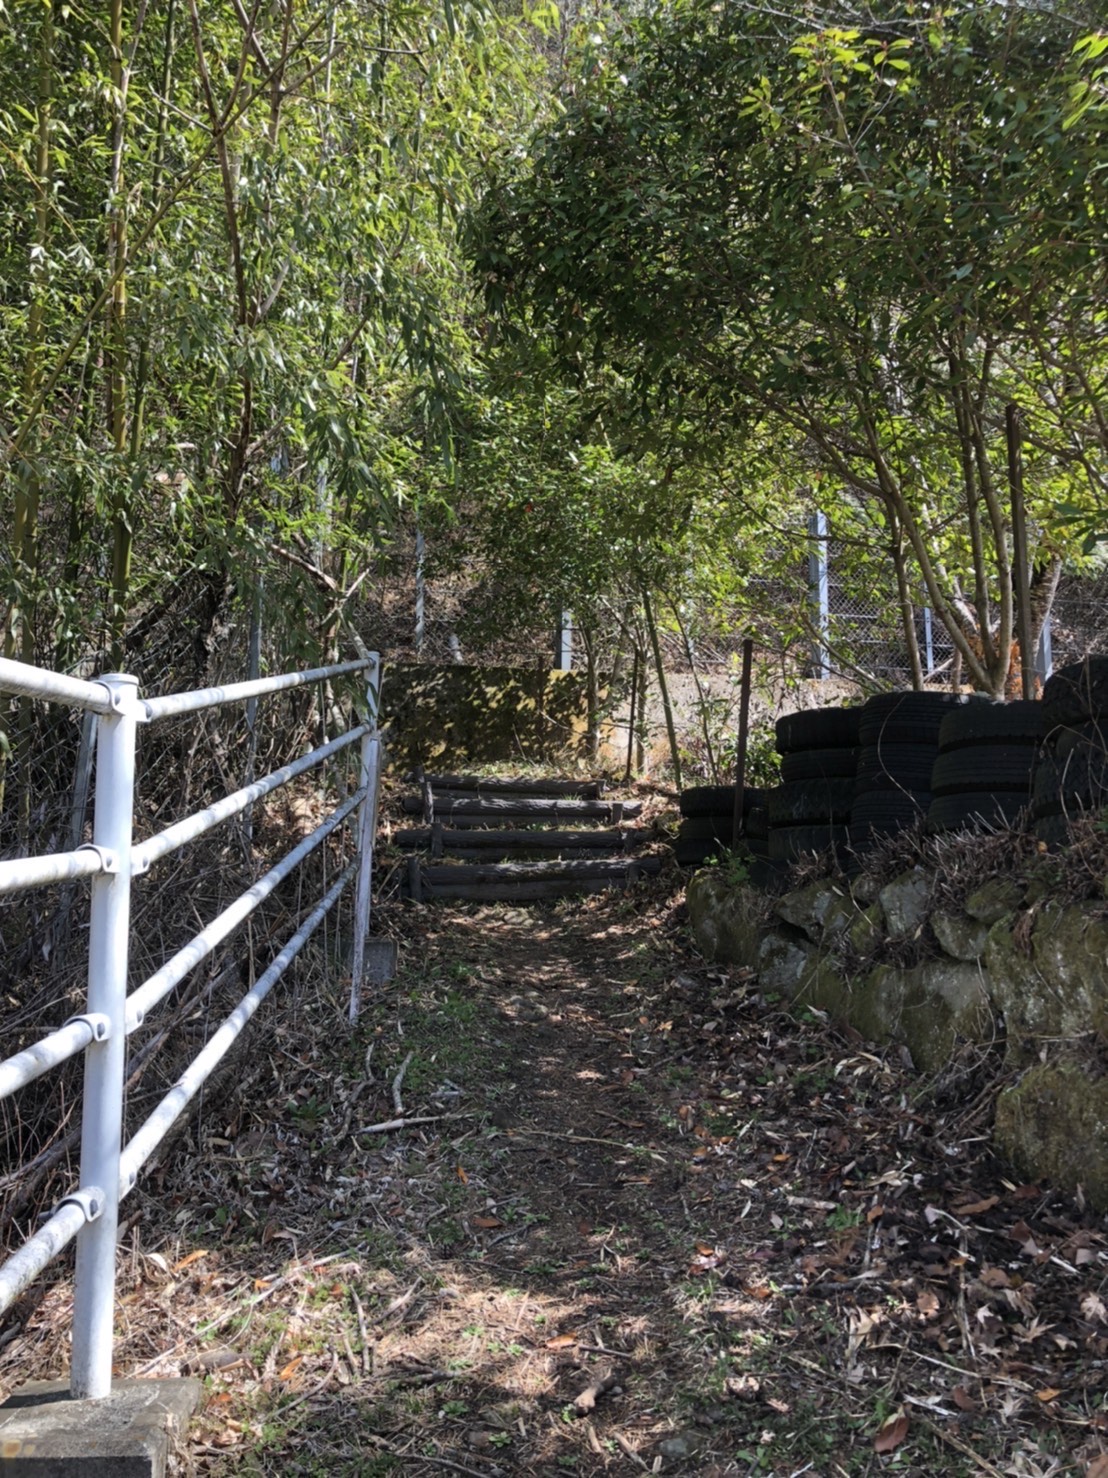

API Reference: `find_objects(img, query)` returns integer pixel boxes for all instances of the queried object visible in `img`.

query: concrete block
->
[0,1378,202,1477]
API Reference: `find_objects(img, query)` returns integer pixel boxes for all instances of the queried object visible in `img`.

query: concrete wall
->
[380,663,590,771]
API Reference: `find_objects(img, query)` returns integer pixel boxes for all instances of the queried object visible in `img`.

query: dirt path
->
[4,879,1105,1476]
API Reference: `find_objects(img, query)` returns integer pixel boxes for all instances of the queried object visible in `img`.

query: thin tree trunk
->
[642,589,681,790]
[579,625,601,764]
[668,595,718,779]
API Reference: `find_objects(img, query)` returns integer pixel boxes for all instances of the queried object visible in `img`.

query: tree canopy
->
[472,0,1108,695]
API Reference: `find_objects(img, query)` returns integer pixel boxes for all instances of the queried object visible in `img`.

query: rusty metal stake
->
[625,649,639,784]
[1007,401,1035,700]
[732,638,754,849]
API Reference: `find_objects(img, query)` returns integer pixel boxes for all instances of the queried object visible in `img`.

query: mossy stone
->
[896,960,995,1072]
[756,931,816,998]
[995,1060,1108,1210]
[844,961,994,1070]
[879,868,931,941]
[847,966,906,1046]
[774,880,852,943]
[932,910,989,962]
[849,900,885,956]
[965,878,1023,925]
[984,905,1108,1064]
[794,960,851,1022]
[686,872,768,968]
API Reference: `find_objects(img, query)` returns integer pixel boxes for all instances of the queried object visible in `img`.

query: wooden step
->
[391,825,654,855]
[399,795,641,822]
[413,772,606,799]
[401,854,664,902]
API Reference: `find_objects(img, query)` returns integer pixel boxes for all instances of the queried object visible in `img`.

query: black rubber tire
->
[1042,657,1108,732]
[679,785,763,819]
[926,791,1028,833]
[1033,812,1072,850]
[775,707,861,755]
[780,747,859,783]
[768,823,850,862]
[859,692,985,748]
[850,789,930,831]
[930,747,1035,797]
[1054,720,1108,761]
[748,856,787,891]
[855,743,937,790]
[677,816,734,843]
[745,804,769,840]
[938,700,1042,752]
[674,837,723,866]
[767,778,855,826]
[1031,753,1108,814]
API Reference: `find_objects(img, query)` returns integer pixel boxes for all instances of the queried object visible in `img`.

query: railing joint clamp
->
[64,1012,112,1043]
[76,843,118,875]
[59,1186,106,1224]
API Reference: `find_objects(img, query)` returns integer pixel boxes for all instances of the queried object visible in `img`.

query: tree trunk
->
[642,588,682,790]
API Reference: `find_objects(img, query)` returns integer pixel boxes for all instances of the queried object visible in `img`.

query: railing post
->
[71,673,140,1400]
[348,654,380,1024]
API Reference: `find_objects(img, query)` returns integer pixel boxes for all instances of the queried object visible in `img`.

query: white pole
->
[71,673,140,1400]
[349,655,381,1024]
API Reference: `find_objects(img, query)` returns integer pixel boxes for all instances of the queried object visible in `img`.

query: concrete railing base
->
[0,1377,202,1476]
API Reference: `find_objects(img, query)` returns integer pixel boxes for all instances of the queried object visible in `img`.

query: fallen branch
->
[392,1050,414,1116]
[918,1416,1007,1478]
[507,1127,667,1155]
[353,1112,470,1136]
[351,1287,371,1376]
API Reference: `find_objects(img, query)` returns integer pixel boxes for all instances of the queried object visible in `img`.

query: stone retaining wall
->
[687,868,1108,1207]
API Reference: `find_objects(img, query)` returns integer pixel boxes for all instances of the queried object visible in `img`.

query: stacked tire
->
[1032,658,1108,847]
[769,708,860,866]
[926,701,1040,835]
[674,785,765,867]
[850,692,983,853]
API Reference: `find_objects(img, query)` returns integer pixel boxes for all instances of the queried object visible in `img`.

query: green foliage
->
[0,0,549,677]
[473,1,1108,693]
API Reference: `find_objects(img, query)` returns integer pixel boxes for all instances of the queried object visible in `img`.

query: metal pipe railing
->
[0,1198,91,1316]
[0,1014,109,1102]
[120,869,352,1188]
[0,657,113,714]
[142,657,372,722]
[0,650,382,1402]
[132,725,368,875]
[0,846,109,897]
[125,787,365,1032]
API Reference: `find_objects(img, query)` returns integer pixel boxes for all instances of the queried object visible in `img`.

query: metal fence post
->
[349,654,381,1023]
[554,612,573,671]
[71,673,140,1400]
[807,511,829,679]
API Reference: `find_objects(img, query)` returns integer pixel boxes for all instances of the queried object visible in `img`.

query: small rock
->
[756,932,815,996]
[658,1431,701,1462]
[932,910,989,961]
[774,880,850,943]
[851,873,882,905]
[879,868,931,940]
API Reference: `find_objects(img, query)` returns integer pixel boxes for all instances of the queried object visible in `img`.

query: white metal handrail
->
[142,658,372,722]
[0,658,114,715]
[0,650,382,1402]
[125,786,366,1032]
[0,846,110,897]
